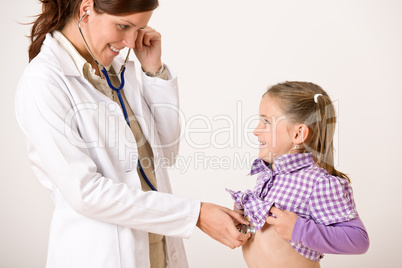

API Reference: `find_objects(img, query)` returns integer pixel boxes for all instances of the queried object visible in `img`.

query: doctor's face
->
[80,10,153,67]
[253,95,294,164]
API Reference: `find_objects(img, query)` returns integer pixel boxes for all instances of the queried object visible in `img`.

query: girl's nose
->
[253,122,262,137]
[253,128,259,137]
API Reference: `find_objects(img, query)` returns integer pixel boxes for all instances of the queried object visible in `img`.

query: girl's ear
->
[292,124,309,145]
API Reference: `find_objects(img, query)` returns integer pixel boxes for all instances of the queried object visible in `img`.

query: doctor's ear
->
[292,124,309,145]
[79,0,94,18]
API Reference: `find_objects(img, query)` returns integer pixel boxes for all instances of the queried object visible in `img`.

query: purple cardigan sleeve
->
[291,217,369,254]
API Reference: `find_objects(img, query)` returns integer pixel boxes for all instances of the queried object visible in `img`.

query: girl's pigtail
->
[315,94,350,182]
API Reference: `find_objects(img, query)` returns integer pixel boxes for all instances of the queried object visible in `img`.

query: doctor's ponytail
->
[28,0,80,62]
[28,0,159,62]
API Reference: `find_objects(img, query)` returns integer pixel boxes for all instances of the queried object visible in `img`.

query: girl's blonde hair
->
[265,81,350,182]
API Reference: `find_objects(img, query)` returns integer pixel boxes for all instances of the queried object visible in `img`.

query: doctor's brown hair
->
[28,0,159,62]
[264,81,350,182]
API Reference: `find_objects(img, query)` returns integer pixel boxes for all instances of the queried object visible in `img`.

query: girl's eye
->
[264,119,270,125]
[118,24,129,30]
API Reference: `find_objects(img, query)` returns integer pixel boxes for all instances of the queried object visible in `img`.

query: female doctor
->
[15,0,249,267]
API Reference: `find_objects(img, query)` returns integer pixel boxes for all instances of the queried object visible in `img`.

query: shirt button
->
[172,252,178,260]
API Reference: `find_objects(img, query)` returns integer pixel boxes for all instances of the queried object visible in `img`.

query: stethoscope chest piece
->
[237,222,256,242]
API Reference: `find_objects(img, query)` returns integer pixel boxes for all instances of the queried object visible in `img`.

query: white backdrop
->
[1,0,401,267]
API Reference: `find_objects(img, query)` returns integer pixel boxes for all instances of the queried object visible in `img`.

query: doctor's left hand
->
[197,202,250,249]
[134,26,163,74]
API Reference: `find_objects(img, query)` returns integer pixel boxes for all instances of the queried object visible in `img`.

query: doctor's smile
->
[108,44,122,54]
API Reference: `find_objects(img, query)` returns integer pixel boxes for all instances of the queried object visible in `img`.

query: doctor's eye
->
[118,24,129,30]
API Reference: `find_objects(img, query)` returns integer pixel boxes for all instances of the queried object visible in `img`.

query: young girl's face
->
[254,94,295,164]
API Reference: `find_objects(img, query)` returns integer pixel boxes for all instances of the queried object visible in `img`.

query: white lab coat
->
[15,34,200,268]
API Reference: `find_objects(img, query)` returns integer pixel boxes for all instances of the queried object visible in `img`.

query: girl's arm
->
[292,216,370,254]
[266,207,369,254]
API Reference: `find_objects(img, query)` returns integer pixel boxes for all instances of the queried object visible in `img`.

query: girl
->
[227,81,369,267]
[16,0,248,267]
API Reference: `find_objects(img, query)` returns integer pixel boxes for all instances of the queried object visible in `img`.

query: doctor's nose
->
[122,32,137,49]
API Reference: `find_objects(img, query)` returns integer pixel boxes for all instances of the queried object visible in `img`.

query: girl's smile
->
[254,94,295,164]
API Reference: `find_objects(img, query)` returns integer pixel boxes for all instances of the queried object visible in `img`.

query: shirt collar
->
[250,158,271,175]
[251,153,315,175]
[52,31,111,77]
[52,31,90,77]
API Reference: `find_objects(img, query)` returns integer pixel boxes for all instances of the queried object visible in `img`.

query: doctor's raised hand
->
[16,0,247,268]
[133,26,163,74]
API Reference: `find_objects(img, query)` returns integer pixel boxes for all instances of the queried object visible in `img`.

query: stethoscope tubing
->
[101,67,130,126]
[79,12,157,191]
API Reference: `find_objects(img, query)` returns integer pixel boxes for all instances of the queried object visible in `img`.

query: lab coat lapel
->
[44,33,81,77]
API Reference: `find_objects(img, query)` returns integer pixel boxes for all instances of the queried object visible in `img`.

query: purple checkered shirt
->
[226,153,358,261]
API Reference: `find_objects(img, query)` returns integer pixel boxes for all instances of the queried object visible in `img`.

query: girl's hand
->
[266,206,298,241]
[134,26,163,73]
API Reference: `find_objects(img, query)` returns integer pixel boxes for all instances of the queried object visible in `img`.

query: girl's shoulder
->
[295,166,352,198]
[308,170,355,207]
[308,172,358,224]
[315,170,351,187]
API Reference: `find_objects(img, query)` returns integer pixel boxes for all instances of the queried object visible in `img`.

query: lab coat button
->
[108,103,117,111]
[172,252,178,260]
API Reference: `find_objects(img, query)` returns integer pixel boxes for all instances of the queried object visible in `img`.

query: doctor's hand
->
[134,26,163,74]
[197,202,250,249]
[266,206,298,241]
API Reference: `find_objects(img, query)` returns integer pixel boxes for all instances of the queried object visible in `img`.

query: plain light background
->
[1,0,401,267]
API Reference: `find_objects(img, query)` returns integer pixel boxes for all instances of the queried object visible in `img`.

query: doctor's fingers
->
[224,207,249,225]
[222,209,250,246]
[213,220,248,249]
[220,236,243,249]
[136,27,161,51]
[202,216,244,249]
[226,222,250,246]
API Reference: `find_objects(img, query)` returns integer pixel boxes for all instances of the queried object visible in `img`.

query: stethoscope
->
[78,10,157,191]
[237,223,256,241]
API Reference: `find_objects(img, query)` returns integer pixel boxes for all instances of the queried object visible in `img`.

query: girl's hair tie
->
[314,94,323,103]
